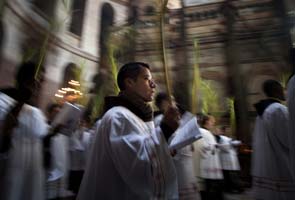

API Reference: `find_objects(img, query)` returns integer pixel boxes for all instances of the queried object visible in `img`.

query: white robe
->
[46,134,70,199]
[77,106,178,200]
[48,134,69,181]
[154,113,163,128]
[217,135,240,171]
[287,75,295,179]
[0,92,48,200]
[199,128,223,180]
[69,128,92,171]
[251,102,295,200]
[169,112,201,200]
[192,139,205,191]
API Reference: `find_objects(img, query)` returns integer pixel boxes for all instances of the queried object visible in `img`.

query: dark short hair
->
[15,61,38,85]
[46,103,61,114]
[117,62,150,90]
[155,92,169,109]
[199,114,210,128]
[262,79,284,100]
[198,114,213,128]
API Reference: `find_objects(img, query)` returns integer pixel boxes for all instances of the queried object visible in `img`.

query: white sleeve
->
[217,143,231,152]
[217,136,232,152]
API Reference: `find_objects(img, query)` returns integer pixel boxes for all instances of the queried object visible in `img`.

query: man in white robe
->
[0,62,48,200]
[252,79,295,200]
[77,62,178,200]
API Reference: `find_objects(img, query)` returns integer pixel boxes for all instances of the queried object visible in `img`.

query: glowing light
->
[54,79,83,99]
[68,80,80,86]
[55,94,64,98]
[58,89,66,94]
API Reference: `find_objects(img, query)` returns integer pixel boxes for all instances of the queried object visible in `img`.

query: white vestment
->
[48,134,69,181]
[199,128,223,180]
[0,92,48,200]
[69,128,92,171]
[252,102,295,200]
[46,133,70,199]
[154,113,163,128]
[77,106,178,200]
[217,135,240,171]
[192,139,205,191]
[287,75,295,179]
[169,112,201,200]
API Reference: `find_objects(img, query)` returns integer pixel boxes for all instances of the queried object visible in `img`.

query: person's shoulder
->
[200,128,210,135]
[0,92,15,105]
[220,135,230,140]
[26,105,47,121]
[288,75,295,86]
[220,135,232,143]
[154,113,163,122]
[103,106,134,121]
[266,102,287,114]
[263,103,288,120]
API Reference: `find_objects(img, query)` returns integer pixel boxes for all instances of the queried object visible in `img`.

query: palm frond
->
[227,97,236,136]
[159,0,173,99]
[191,39,201,114]
[200,80,220,115]
[279,72,292,89]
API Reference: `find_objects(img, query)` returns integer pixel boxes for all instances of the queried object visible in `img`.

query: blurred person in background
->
[0,61,48,200]
[288,73,295,180]
[154,92,201,200]
[44,103,70,200]
[214,126,242,193]
[197,114,224,200]
[154,92,171,127]
[251,79,295,200]
[68,116,93,197]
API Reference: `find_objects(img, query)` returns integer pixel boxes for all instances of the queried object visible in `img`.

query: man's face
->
[27,71,45,105]
[160,100,170,113]
[126,67,156,102]
[206,116,216,130]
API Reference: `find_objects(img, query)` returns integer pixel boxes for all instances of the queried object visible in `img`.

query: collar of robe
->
[254,98,281,116]
[214,134,221,143]
[104,92,153,122]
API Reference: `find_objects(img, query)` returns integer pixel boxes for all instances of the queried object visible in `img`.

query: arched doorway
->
[99,3,114,55]
[62,62,79,88]
[98,3,115,95]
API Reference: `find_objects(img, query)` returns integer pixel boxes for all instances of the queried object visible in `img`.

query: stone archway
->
[62,62,79,88]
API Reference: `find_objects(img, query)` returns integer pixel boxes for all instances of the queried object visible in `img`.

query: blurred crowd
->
[0,61,294,200]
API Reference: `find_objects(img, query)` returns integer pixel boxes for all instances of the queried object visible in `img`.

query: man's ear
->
[124,78,134,89]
